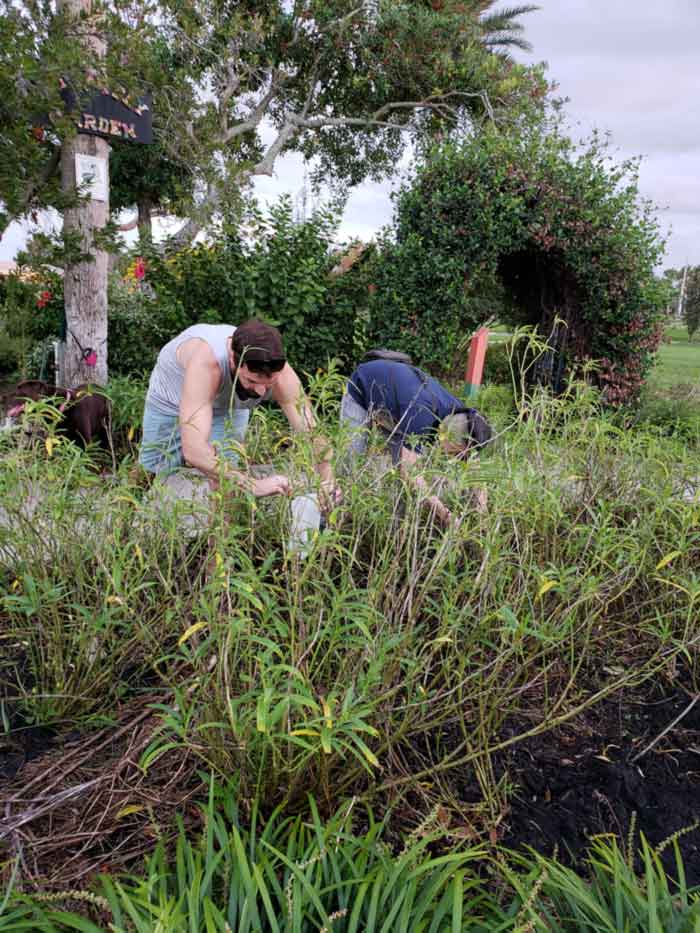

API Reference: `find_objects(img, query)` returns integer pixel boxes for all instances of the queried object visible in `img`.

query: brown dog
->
[2,380,111,449]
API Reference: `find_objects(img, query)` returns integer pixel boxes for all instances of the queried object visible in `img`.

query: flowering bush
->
[368,123,669,403]
[0,270,64,378]
[108,253,187,376]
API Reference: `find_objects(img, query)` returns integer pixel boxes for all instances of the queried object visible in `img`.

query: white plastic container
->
[288,493,322,558]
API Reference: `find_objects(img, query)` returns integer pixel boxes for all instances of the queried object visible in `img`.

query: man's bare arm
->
[179,342,290,496]
[273,365,334,485]
[178,342,224,476]
[399,446,453,525]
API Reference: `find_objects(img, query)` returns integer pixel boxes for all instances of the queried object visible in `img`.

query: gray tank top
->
[145,324,270,416]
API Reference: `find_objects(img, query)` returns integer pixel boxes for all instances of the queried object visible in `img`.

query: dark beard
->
[233,374,259,401]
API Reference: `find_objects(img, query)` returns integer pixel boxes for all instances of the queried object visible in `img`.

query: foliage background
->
[361,125,670,400]
[1,124,673,404]
[0,198,366,382]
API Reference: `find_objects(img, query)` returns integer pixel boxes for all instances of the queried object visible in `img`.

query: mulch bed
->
[0,695,201,887]
[494,680,700,883]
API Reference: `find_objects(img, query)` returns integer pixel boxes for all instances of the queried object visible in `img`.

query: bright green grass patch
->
[664,324,700,344]
[651,338,700,388]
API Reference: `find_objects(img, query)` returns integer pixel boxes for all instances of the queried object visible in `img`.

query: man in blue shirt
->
[341,358,491,523]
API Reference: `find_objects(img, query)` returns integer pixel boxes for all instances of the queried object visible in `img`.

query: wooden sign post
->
[464,327,490,398]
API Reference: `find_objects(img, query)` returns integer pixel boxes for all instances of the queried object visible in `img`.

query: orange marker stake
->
[464,327,490,398]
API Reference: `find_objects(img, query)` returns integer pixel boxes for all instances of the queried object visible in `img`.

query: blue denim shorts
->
[138,402,250,474]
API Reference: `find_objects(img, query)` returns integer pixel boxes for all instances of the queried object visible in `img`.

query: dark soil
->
[0,722,58,781]
[487,681,700,883]
[3,676,700,888]
[383,673,700,885]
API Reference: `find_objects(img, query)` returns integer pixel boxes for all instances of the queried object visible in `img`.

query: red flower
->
[134,257,146,280]
[37,290,52,309]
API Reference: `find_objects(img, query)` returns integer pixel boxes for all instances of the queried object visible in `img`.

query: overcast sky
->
[518,0,700,271]
[2,0,698,270]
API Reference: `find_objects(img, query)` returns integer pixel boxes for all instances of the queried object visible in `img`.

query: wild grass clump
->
[502,830,700,931]
[2,783,504,932]
[1,372,699,824]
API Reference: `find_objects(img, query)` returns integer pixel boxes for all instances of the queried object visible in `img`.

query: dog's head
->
[2,381,69,418]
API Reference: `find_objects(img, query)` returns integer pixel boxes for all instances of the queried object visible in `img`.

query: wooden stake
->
[464,327,489,398]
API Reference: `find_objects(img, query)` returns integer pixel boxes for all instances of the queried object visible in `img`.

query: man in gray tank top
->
[139,319,334,498]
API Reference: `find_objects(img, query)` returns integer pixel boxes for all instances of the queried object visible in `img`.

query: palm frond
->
[484,33,534,53]
[480,4,540,32]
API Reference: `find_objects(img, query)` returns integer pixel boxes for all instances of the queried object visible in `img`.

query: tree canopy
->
[0,0,546,246]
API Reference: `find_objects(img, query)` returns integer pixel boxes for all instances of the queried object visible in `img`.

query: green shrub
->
[475,383,516,432]
[8,198,365,384]
[137,198,359,379]
[482,341,513,386]
[366,123,668,401]
[0,271,63,379]
[107,263,189,378]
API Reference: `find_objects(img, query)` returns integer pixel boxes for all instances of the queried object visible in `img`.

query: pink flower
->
[134,257,146,280]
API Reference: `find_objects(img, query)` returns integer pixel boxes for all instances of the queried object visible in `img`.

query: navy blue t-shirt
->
[347,360,463,449]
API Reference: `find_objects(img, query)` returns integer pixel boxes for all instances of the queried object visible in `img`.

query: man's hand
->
[474,487,488,515]
[319,479,343,513]
[253,474,292,497]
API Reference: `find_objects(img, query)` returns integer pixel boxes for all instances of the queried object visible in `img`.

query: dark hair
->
[465,408,492,449]
[232,319,286,374]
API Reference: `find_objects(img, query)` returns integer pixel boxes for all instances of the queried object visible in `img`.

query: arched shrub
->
[368,126,669,401]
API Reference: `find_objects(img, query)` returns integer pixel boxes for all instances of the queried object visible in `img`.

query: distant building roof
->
[330,241,369,276]
[0,260,61,280]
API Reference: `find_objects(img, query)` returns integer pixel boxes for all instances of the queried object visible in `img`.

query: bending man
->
[139,320,332,497]
[340,357,491,523]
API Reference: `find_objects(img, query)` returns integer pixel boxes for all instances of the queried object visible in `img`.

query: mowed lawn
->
[652,327,700,388]
[486,324,700,389]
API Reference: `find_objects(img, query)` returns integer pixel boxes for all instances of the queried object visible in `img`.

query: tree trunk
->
[58,0,109,388]
[137,195,153,245]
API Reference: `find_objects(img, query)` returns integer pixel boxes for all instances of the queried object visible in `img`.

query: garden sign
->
[60,80,153,144]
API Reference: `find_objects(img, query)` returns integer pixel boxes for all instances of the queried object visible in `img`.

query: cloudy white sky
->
[2,0,698,270]
[518,0,700,271]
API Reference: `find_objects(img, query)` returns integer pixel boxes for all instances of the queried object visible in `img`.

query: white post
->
[678,265,688,320]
